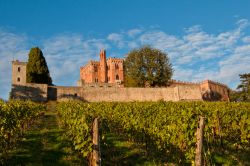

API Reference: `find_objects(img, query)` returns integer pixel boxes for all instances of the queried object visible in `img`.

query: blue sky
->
[1,0,250,99]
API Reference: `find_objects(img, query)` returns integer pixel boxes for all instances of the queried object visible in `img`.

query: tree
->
[26,47,52,85]
[235,73,250,101]
[124,46,173,87]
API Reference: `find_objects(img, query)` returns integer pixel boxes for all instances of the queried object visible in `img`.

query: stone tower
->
[12,60,27,85]
[99,49,107,83]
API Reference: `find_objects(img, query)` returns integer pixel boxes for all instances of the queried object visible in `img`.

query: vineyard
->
[1,100,250,165]
[57,101,250,165]
[0,100,45,163]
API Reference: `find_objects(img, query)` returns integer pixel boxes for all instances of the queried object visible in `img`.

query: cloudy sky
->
[0,0,250,99]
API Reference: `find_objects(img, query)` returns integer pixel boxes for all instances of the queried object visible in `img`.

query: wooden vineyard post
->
[195,116,205,166]
[91,118,101,166]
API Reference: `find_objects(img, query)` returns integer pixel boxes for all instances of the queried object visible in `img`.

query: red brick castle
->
[79,49,124,85]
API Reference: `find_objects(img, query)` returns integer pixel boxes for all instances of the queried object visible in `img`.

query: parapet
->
[12,60,27,65]
[200,79,229,89]
[170,79,199,86]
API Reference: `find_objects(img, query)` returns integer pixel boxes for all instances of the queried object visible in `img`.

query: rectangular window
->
[17,77,20,82]
[18,67,21,72]
[94,66,98,72]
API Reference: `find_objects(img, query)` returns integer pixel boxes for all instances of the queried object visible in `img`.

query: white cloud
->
[242,36,250,43]
[237,19,249,29]
[127,28,143,37]
[107,33,124,48]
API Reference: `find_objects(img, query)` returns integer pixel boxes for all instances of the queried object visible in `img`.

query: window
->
[94,66,98,72]
[115,64,119,70]
[17,77,20,82]
[18,67,21,72]
[116,75,119,80]
[95,78,98,83]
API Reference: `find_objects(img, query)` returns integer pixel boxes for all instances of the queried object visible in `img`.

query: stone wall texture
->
[12,61,27,85]
[11,83,203,102]
[11,83,48,102]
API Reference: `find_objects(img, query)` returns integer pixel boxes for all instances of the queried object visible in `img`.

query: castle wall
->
[81,87,178,102]
[45,85,202,102]
[48,86,84,101]
[200,80,229,101]
[10,83,203,102]
[177,85,202,100]
[11,83,48,102]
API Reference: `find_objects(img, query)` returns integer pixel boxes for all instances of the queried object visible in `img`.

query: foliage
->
[57,101,93,158]
[57,101,250,165]
[0,100,45,162]
[26,47,52,85]
[236,73,250,102]
[124,46,173,87]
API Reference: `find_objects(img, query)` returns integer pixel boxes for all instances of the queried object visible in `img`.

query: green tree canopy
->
[26,47,52,85]
[124,46,173,87]
[236,73,250,101]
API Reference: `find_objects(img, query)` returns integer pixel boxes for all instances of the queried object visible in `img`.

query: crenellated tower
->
[99,49,107,83]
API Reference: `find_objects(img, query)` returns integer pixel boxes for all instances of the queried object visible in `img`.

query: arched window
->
[115,64,119,70]
[17,77,20,82]
[116,75,119,80]
[94,66,98,72]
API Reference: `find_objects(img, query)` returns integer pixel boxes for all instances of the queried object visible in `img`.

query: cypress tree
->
[26,47,52,85]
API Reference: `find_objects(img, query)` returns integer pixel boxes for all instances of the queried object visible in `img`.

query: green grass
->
[101,133,166,166]
[5,102,85,166]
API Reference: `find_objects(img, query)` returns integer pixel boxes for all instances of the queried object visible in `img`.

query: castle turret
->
[99,49,107,83]
[12,60,27,85]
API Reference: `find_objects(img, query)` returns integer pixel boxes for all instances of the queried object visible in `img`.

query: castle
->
[79,49,124,85]
[10,50,230,102]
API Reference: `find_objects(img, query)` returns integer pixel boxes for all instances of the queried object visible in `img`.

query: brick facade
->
[80,49,124,84]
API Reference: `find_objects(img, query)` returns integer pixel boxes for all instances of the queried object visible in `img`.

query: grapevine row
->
[0,100,46,161]
[57,101,250,164]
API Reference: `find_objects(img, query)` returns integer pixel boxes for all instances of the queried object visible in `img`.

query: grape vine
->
[57,101,250,164]
[0,100,45,161]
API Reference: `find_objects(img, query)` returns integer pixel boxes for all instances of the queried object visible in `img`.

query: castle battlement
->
[200,79,229,89]
[170,79,199,85]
